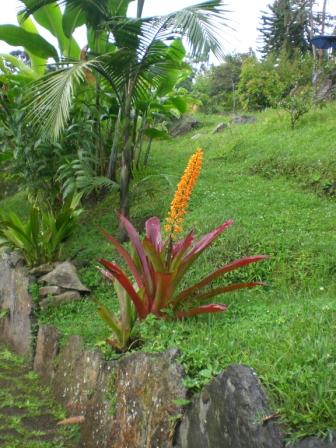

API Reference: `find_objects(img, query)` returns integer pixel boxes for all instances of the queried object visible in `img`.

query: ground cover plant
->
[21,102,336,443]
[0,346,79,447]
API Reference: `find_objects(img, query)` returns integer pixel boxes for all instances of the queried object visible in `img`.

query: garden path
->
[0,345,77,448]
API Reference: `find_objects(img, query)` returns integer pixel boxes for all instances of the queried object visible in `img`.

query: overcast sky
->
[0,0,334,59]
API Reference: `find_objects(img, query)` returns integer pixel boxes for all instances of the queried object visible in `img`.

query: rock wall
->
[0,251,34,359]
[1,253,335,448]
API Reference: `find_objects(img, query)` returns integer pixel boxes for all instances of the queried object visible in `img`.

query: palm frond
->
[26,59,93,141]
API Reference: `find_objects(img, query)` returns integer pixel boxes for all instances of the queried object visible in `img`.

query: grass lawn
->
[2,103,336,442]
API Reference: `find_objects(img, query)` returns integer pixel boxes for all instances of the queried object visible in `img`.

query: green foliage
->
[238,56,285,110]
[192,53,248,113]
[0,195,82,266]
[0,24,58,61]
[280,87,313,129]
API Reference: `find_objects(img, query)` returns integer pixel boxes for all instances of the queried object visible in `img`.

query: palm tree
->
[24,0,229,227]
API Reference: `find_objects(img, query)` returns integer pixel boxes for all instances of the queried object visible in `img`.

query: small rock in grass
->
[212,122,228,133]
[40,291,82,309]
[39,286,62,297]
[39,262,90,292]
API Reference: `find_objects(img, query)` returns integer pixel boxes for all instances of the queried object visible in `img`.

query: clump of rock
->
[31,261,90,308]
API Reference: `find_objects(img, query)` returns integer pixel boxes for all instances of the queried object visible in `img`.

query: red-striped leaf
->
[98,226,144,289]
[151,271,174,314]
[172,230,194,258]
[174,255,267,303]
[186,220,233,261]
[145,217,163,252]
[143,238,165,273]
[191,281,266,302]
[119,214,153,295]
[98,259,147,319]
[176,303,228,318]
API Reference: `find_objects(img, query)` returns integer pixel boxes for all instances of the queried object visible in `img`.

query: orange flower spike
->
[166,148,204,236]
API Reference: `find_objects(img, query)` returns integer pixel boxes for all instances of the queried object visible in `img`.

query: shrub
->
[280,88,312,129]
[0,195,82,266]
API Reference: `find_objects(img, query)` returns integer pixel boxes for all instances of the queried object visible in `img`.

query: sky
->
[0,0,335,59]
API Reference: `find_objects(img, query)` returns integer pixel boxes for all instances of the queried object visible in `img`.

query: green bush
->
[238,57,285,110]
[0,195,82,266]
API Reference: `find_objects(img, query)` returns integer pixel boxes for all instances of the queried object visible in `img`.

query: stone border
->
[1,252,335,448]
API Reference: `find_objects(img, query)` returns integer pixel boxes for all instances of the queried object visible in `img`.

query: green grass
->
[0,348,79,447]
[2,103,336,442]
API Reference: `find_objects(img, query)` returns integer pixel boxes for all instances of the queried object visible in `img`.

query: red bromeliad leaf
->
[186,220,234,261]
[174,255,267,303]
[173,220,234,287]
[98,226,144,289]
[172,230,194,258]
[176,303,228,318]
[98,259,147,319]
[191,281,266,302]
[151,271,174,314]
[145,217,163,252]
[118,214,153,295]
[142,238,165,273]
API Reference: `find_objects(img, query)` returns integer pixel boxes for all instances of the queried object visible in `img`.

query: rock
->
[34,325,60,384]
[190,133,202,141]
[39,286,62,297]
[40,291,82,309]
[212,122,228,133]
[231,115,256,125]
[80,361,116,448]
[29,262,58,277]
[175,364,284,448]
[7,251,25,268]
[0,252,34,359]
[52,336,104,410]
[170,116,201,137]
[108,348,187,448]
[290,434,336,448]
[39,262,90,292]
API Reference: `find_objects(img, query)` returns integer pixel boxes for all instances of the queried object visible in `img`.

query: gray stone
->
[40,290,82,309]
[290,434,336,448]
[175,364,284,448]
[39,286,62,297]
[108,348,187,448]
[231,115,256,125]
[213,122,228,133]
[170,116,201,137]
[53,336,104,410]
[0,252,33,359]
[80,361,116,448]
[39,261,90,292]
[29,262,58,277]
[33,325,60,384]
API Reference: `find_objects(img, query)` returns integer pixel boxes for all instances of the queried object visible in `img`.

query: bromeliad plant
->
[95,148,267,350]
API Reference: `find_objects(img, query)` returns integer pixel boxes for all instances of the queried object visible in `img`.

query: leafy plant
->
[94,149,266,350]
[280,88,312,129]
[0,194,82,266]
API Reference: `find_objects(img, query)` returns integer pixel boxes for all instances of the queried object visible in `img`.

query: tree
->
[193,53,248,113]
[259,0,311,58]
[23,0,229,231]
[237,56,285,110]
